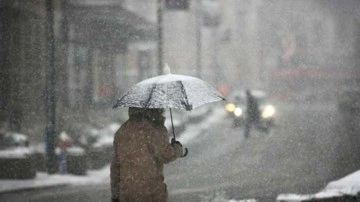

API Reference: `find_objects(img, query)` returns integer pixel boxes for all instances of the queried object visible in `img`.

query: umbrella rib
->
[177,81,192,110]
[144,84,157,108]
[113,92,128,108]
[112,97,122,109]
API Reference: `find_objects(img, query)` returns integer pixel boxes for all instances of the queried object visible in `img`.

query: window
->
[137,50,151,81]
[67,45,90,108]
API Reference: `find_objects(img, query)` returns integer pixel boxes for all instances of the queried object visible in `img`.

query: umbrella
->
[113,74,224,110]
[113,68,225,156]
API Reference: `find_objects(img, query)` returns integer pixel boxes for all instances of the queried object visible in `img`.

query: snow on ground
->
[0,165,110,194]
[277,171,360,201]
[0,147,32,159]
[325,170,360,195]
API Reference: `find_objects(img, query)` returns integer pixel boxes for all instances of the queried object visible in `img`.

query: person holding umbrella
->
[110,107,184,202]
[111,66,225,201]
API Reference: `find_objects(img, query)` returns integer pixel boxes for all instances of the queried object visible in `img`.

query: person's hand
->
[171,138,183,157]
[171,138,182,146]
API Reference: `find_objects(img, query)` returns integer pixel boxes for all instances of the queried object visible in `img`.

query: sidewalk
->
[0,105,217,195]
[0,165,111,194]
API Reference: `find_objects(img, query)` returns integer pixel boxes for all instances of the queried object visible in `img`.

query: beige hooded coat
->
[110,108,183,202]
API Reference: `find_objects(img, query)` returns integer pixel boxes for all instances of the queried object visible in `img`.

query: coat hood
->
[128,107,146,117]
[128,107,165,124]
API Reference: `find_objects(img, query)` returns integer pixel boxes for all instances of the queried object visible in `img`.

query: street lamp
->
[196,0,202,78]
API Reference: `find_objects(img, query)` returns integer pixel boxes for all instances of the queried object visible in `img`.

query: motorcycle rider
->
[244,90,260,138]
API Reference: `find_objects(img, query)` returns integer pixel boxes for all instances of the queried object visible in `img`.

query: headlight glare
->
[234,107,243,117]
[225,103,235,112]
[262,105,275,118]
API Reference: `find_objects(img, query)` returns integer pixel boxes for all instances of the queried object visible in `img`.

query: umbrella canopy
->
[113,73,225,110]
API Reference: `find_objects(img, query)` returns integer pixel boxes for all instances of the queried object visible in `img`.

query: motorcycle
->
[224,90,276,133]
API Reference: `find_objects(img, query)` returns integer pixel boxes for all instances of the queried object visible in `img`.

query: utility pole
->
[247,0,261,89]
[45,0,57,174]
[196,0,202,78]
[157,0,163,75]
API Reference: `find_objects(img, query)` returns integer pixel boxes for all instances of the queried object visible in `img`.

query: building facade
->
[1,0,359,141]
[0,0,157,141]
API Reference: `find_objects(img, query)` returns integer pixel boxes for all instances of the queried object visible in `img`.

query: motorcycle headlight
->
[261,105,275,118]
[225,103,235,112]
[234,107,243,117]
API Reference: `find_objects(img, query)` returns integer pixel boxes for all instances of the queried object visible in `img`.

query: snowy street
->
[2,0,360,201]
[166,102,360,201]
[1,103,360,201]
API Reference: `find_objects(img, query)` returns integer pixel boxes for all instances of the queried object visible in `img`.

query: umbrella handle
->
[169,109,176,140]
[169,109,188,157]
[181,148,188,158]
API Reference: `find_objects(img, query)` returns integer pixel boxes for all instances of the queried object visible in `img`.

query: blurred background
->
[1,0,360,143]
[0,0,360,178]
[1,0,360,201]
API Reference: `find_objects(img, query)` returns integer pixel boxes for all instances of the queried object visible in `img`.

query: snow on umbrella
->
[113,66,225,156]
[112,73,224,110]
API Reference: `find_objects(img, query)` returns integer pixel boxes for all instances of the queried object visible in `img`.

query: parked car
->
[56,145,87,175]
[83,124,119,169]
[224,90,276,133]
[32,141,88,175]
[0,132,36,179]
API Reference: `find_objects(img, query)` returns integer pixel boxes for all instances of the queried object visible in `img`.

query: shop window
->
[93,52,115,105]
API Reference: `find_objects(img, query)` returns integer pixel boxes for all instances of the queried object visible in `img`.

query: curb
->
[0,183,68,195]
[277,194,359,202]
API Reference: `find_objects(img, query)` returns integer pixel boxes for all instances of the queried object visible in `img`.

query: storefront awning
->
[63,2,157,52]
